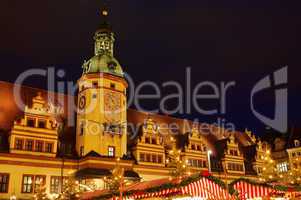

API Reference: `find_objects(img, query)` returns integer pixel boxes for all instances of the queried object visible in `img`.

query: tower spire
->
[94,2,114,56]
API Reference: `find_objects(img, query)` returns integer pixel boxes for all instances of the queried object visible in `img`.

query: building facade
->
[0,9,271,199]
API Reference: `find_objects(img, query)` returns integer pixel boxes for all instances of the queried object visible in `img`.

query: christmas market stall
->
[81,173,232,200]
[229,178,301,199]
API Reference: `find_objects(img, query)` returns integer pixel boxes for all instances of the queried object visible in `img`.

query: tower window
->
[92,93,97,99]
[27,118,35,127]
[80,146,84,157]
[110,83,115,89]
[108,146,115,157]
[79,123,84,136]
[92,81,98,88]
[38,120,46,128]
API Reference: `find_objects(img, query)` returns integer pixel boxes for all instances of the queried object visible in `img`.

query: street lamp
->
[207,150,212,173]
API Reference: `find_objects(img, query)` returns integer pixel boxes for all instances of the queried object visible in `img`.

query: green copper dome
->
[82,54,124,77]
[82,7,124,77]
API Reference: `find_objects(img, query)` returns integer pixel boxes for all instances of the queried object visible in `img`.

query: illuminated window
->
[25,140,33,151]
[45,143,53,153]
[108,146,115,157]
[228,163,244,171]
[187,159,207,168]
[277,162,288,172]
[50,176,60,193]
[34,176,46,192]
[0,174,9,193]
[35,141,43,152]
[22,175,34,193]
[22,175,45,193]
[15,138,23,150]
[258,167,263,174]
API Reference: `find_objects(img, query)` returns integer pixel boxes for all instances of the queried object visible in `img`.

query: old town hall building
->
[0,9,270,199]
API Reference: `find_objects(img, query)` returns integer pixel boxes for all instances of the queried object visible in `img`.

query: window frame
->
[108,146,115,157]
[35,140,44,152]
[34,175,46,193]
[140,153,145,162]
[0,173,9,193]
[15,138,24,150]
[80,146,84,157]
[22,174,46,194]
[45,142,53,153]
[25,139,34,151]
[27,118,36,128]
[22,175,34,193]
[38,120,46,129]
[50,176,60,194]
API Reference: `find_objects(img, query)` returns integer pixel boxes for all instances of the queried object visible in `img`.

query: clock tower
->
[76,8,128,158]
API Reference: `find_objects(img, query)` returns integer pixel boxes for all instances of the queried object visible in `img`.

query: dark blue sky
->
[0,0,300,135]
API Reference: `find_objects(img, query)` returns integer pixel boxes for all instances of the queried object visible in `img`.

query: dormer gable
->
[9,93,59,157]
[226,133,241,157]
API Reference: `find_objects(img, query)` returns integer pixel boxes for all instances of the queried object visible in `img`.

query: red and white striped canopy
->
[233,181,275,199]
[114,177,229,200]
[180,177,229,199]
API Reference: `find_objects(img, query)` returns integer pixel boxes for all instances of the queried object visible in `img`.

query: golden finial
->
[102,9,108,16]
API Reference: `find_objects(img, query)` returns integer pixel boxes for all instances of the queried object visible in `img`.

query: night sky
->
[0,0,300,135]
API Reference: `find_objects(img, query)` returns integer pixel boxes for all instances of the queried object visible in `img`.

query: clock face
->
[104,91,121,123]
[79,96,86,110]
